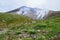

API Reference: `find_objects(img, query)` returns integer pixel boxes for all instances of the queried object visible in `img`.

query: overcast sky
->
[0,0,60,12]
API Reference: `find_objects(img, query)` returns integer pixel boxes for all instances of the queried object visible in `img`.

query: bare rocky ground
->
[0,28,8,34]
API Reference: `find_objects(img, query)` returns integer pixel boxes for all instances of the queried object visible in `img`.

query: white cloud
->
[0,0,60,12]
[25,0,46,8]
[0,0,25,12]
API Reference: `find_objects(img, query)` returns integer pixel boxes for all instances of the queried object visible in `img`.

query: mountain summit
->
[6,6,60,20]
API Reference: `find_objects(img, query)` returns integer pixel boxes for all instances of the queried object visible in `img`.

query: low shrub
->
[15,31,21,35]
[24,38,31,40]
[28,29,36,34]
[34,24,47,30]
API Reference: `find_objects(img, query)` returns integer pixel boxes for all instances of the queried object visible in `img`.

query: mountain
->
[6,6,60,20]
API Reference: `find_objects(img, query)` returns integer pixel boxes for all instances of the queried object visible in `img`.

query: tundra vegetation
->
[0,13,60,40]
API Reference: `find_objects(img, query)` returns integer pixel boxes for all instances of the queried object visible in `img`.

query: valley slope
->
[0,13,60,40]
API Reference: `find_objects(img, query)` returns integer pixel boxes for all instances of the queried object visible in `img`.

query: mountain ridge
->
[6,6,60,20]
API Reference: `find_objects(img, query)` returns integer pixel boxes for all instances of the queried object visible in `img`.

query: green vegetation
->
[0,13,60,40]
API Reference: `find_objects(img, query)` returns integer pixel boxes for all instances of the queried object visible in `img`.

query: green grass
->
[0,13,60,40]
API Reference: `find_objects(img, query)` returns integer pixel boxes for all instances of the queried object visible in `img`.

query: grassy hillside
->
[0,13,60,40]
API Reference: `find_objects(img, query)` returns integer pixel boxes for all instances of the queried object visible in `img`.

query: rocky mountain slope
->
[6,6,48,20]
[6,6,60,20]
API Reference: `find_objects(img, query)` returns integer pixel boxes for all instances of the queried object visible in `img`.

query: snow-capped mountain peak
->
[7,6,49,20]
